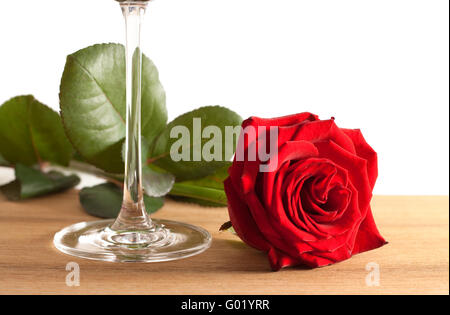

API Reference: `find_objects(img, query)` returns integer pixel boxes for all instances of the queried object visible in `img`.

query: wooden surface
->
[0,191,448,295]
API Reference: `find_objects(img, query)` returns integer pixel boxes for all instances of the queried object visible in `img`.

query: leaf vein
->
[68,54,125,125]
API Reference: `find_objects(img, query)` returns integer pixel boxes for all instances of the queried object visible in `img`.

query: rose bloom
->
[224,113,387,271]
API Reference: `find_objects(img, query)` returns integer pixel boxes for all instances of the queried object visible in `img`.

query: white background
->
[0,0,448,195]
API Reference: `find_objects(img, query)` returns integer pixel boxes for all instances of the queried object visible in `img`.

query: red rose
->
[224,113,387,271]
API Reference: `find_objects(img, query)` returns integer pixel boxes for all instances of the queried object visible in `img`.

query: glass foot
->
[54,219,212,262]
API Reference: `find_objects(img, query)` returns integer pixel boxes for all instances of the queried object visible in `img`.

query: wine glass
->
[53,0,212,262]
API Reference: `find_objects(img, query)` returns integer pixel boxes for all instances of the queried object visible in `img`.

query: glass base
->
[54,219,212,263]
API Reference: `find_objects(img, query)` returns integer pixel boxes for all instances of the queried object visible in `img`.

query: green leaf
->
[180,162,231,189]
[0,153,10,167]
[79,183,164,219]
[150,106,242,181]
[169,163,231,206]
[121,136,150,167]
[0,95,74,166]
[0,164,80,201]
[143,165,175,198]
[121,138,174,198]
[169,196,226,207]
[60,43,167,174]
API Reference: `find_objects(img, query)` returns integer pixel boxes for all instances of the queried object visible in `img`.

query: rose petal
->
[352,207,388,255]
[245,190,315,257]
[244,113,319,128]
[292,120,357,155]
[224,177,271,252]
[342,129,378,189]
[284,173,318,234]
[268,247,304,271]
[269,180,359,255]
[260,141,319,206]
[314,140,373,220]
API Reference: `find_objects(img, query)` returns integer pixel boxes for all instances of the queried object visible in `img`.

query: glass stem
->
[111,1,153,232]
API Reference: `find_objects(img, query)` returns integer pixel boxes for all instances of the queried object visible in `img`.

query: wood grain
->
[0,191,448,295]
